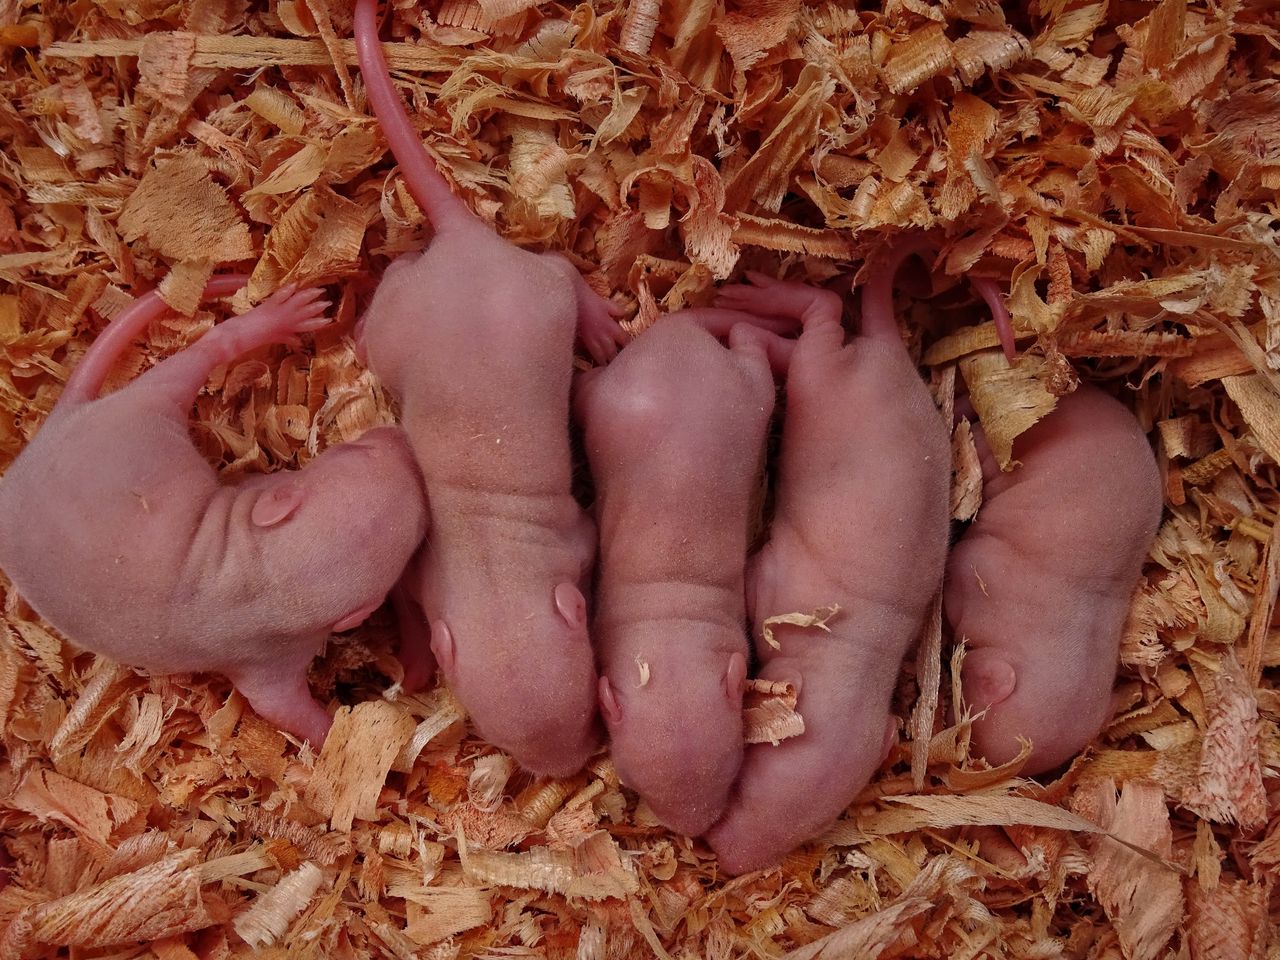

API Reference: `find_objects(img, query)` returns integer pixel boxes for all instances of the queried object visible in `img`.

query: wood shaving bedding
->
[1,0,1278,957]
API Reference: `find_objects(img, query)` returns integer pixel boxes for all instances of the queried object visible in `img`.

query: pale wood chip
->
[1182,650,1268,830]
[459,830,638,900]
[118,154,254,263]
[232,861,325,948]
[959,350,1058,470]
[9,768,142,846]
[1078,779,1182,960]
[404,887,493,946]
[305,700,417,832]
[743,677,805,745]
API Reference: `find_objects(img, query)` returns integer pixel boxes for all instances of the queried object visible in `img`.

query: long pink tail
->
[860,235,941,344]
[58,274,248,408]
[860,235,1016,360]
[969,276,1016,361]
[353,0,474,231]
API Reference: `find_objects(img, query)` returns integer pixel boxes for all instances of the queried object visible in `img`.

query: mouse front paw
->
[253,285,334,337]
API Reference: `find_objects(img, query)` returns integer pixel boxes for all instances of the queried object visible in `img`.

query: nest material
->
[1,0,1278,957]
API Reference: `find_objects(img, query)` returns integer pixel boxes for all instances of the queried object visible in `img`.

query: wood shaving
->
[2,1,1278,956]
[231,861,324,949]
[761,603,841,650]
[743,677,804,746]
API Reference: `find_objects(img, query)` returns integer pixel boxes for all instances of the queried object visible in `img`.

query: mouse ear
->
[251,482,307,527]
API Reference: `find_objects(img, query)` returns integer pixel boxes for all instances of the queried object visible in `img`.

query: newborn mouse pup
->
[575,313,776,835]
[0,277,427,745]
[700,245,951,875]
[354,0,627,775]
[945,378,1161,773]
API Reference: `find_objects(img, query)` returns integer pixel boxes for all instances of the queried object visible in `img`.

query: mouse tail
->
[969,275,1017,362]
[57,274,249,408]
[861,235,1017,360]
[354,0,475,233]
[859,234,939,343]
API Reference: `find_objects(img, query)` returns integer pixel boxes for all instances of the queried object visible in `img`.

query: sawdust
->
[1,0,1278,957]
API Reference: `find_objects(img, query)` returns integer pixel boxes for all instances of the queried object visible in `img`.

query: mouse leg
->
[726,323,795,376]
[391,575,436,692]
[541,253,628,364]
[679,306,800,338]
[229,662,333,747]
[130,286,331,409]
[715,272,844,333]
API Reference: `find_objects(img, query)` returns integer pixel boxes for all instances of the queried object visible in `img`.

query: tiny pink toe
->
[964,651,1017,707]
[430,620,456,674]
[599,676,622,725]
[724,652,747,702]
[554,582,587,630]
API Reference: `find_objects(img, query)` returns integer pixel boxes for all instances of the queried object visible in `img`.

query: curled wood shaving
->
[1182,651,1268,830]
[743,678,804,746]
[1186,877,1269,960]
[959,350,1058,471]
[761,604,841,650]
[13,851,215,953]
[459,830,638,901]
[232,862,324,949]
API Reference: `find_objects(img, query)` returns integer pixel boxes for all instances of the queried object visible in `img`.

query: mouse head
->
[248,426,428,635]
[427,579,598,776]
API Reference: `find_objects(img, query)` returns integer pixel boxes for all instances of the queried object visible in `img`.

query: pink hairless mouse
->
[0,277,428,745]
[700,243,952,875]
[945,381,1161,773]
[574,312,780,834]
[353,0,627,775]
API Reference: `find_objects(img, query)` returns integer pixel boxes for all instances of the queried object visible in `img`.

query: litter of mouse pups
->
[0,0,1277,957]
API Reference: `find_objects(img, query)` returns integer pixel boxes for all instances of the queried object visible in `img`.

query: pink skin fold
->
[945,382,1161,774]
[574,312,776,835]
[0,278,428,746]
[353,0,630,775]
[695,248,951,876]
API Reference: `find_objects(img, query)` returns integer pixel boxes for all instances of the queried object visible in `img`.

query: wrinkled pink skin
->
[946,383,1161,774]
[701,259,951,875]
[574,314,777,835]
[0,279,428,746]
[354,0,627,776]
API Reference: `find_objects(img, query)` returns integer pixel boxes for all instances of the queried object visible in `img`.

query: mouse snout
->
[601,636,746,836]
